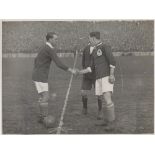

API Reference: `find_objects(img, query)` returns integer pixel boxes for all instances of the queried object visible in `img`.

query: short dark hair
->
[46,32,57,41]
[89,31,100,39]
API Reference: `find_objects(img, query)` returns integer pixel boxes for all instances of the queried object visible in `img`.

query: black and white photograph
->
[1,20,154,134]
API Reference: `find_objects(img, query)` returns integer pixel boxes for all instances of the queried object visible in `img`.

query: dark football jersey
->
[32,44,68,82]
[82,44,96,80]
[90,42,116,79]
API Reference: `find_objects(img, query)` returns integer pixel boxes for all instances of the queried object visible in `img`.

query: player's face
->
[49,35,58,47]
[89,36,95,46]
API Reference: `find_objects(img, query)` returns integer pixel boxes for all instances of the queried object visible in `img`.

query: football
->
[43,115,56,128]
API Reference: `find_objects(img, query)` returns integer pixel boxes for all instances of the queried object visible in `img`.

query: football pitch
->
[2,55,154,134]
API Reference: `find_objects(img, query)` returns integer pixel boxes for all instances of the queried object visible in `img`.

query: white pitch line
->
[56,50,78,134]
[118,57,124,93]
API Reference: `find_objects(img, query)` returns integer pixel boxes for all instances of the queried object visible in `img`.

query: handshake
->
[68,68,82,75]
[68,67,91,75]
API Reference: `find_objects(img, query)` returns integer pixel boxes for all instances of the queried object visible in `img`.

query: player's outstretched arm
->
[49,48,69,71]
[68,68,79,74]
[78,67,92,74]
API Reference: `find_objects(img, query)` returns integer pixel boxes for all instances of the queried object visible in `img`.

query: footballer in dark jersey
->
[81,43,104,119]
[32,32,77,124]
[79,32,116,129]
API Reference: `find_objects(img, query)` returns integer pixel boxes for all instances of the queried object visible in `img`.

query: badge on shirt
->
[96,49,102,56]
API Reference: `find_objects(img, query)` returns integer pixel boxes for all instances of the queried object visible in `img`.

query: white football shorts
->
[95,76,114,96]
[34,81,48,93]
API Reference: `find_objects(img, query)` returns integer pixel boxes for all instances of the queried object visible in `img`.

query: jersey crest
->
[96,49,102,56]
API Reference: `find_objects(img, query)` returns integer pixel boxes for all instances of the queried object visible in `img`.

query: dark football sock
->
[82,96,88,109]
[97,98,102,111]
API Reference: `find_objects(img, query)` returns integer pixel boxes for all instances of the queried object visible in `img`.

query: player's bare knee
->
[106,102,114,107]
[39,101,48,107]
[104,96,113,107]
[103,92,113,105]
[81,90,88,97]
[104,99,112,106]
[41,91,49,102]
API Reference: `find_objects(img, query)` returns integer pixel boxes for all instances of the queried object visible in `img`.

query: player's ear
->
[48,38,51,42]
[92,37,95,44]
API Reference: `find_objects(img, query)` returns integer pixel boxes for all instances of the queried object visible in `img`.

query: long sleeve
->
[48,48,69,71]
[82,50,85,68]
[104,45,116,68]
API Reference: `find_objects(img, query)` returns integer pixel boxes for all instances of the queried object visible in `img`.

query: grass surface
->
[2,56,154,134]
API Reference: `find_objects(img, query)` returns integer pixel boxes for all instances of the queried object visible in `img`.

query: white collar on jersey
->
[46,42,54,49]
[96,42,102,46]
[88,42,102,47]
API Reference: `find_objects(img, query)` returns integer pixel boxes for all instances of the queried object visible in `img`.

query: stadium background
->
[2,20,154,54]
